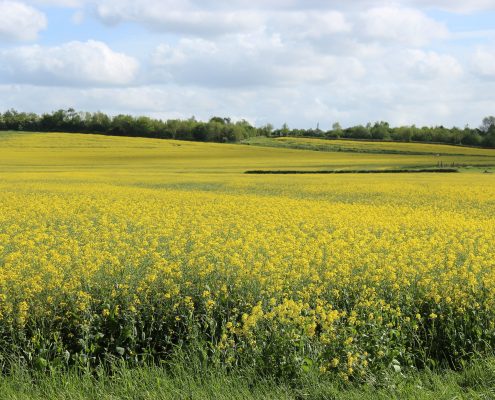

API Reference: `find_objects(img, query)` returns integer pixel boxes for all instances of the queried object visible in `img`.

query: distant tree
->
[398,126,414,142]
[1,108,494,148]
[209,116,230,125]
[40,109,66,131]
[2,109,21,130]
[280,123,290,137]
[371,121,390,140]
[461,128,482,146]
[134,116,155,136]
[192,123,209,141]
[110,114,134,136]
[259,123,273,137]
[482,122,495,147]
[86,112,111,133]
[481,116,495,133]
[449,127,463,145]
[345,125,371,139]
[327,122,342,138]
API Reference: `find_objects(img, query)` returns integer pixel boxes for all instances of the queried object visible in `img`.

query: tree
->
[280,123,289,137]
[462,129,482,146]
[110,114,134,136]
[482,123,495,147]
[134,116,154,137]
[371,121,390,140]
[209,116,230,125]
[345,125,371,139]
[86,112,111,133]
[0,108,493,147]
[259,123,273,137]
[481,116,495,133]
[330,122,343,138]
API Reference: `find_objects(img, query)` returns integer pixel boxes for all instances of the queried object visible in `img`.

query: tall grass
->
[2,356,495,399]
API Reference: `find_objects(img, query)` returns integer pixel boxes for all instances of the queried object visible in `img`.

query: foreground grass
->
[2,359,495,400]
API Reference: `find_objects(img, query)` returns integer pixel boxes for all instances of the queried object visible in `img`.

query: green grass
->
[245,168,459,174]
[2,358,495,400]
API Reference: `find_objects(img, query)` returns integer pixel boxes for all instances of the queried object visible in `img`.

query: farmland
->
[244,136,495,158]
[1,132,495,398]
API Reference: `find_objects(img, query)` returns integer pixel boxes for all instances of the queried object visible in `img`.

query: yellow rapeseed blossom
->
[0,132,494,378]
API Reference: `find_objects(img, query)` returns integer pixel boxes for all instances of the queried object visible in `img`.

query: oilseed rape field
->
[1,131,495,384]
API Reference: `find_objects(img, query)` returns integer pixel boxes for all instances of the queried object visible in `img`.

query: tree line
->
[1,109,495,148]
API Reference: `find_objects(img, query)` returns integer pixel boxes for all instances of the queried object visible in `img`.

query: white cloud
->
[472,47,495,79]
[398,50,463,80]
[0,40,139,86]
[360,6,449,46]
[73,2,452,52]
[94,0,264,35]
[271,10,352,39]
[150,32,365,88]
[0,1,47,41]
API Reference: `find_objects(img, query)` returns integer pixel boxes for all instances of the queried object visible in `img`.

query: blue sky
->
[0,0,494,129]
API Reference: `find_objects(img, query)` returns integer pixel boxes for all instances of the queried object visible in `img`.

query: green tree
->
[482,124,495,147]
[371,121,390,140]
[280,123,290,137]
[481,116,495,133]
[330,122,342,138]
[259,123,273,137]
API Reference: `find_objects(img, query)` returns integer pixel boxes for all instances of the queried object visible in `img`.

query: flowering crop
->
[1,132,495,379]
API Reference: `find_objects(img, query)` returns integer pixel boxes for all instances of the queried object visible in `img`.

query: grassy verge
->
[245,168,459,174]
[2,358,495,400]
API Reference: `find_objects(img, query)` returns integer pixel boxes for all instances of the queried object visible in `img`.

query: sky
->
[0,0,495,129]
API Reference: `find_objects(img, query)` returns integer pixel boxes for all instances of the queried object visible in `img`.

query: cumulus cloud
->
[0,40,139,86]
[0,1,47,41]
[472,47,495,79]
[80,1,453,46]
[272,10,352,39]
[94,0,264,36]
[150,32,365,88]
[397,50,463,80]
[360,6,449,46]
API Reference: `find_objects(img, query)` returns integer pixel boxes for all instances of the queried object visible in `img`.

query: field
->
[1,131,495,398]
[244,136,495,166]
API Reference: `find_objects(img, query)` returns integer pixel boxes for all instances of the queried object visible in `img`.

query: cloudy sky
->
[0,0,494,128]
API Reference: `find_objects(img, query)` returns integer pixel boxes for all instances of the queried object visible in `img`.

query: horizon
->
[0,107,493,130]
